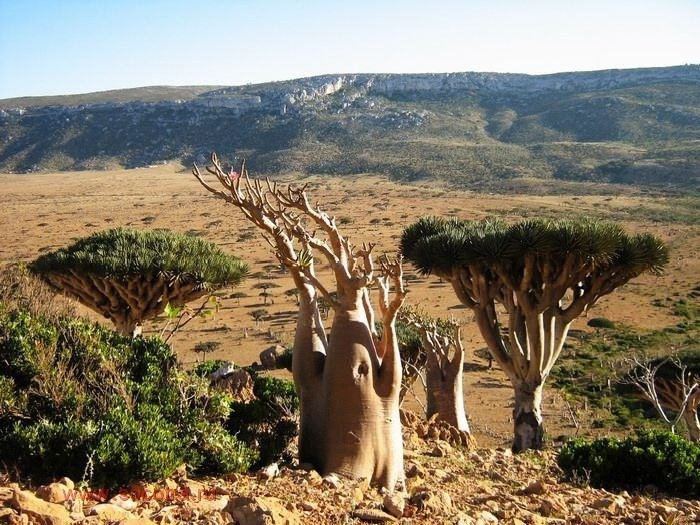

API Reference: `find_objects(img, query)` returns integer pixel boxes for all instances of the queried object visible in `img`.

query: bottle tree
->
[401,217,668,451]
[193,154,406,490]
[30,228,248,336]
[402,309,470,433]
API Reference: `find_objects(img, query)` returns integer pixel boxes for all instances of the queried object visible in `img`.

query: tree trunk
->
[425,350,470,432]
[683,408,700,442]
[113,315,139,337]
[292,284,327,469]
[321,303,403,490]
[512,382,545,452]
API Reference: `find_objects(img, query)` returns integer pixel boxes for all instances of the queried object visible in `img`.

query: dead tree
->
[623,355,700,441]
[193,154,406,490]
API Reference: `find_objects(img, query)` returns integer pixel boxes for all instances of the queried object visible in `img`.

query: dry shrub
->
[0,263,75,320]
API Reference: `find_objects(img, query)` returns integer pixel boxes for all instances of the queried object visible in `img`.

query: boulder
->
[11,489,71,525]
[35,483,70,504]
[259,345,286,370]
[211,367,256,402]
[226,496,300,525]
[409,489,453,515]
[57,478,74,491]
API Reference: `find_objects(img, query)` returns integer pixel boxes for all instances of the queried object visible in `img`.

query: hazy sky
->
[1,0,698,99]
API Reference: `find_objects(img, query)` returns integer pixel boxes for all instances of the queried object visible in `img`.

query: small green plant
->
[558,430,700,497]
[227,374,299,468]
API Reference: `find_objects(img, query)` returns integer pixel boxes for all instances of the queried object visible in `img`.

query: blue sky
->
[0,0,698,99]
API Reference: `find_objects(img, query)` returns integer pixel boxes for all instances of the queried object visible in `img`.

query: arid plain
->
[1,164,697,447]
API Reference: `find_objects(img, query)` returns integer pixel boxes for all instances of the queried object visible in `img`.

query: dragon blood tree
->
[193,154,406,490]
[401,217,668,451]
[30,228,248,337]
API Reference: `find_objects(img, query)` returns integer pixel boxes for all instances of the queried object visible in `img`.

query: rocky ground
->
[3,420,699,525]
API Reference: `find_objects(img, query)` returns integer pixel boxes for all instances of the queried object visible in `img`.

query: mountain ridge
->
[1,65,699,194]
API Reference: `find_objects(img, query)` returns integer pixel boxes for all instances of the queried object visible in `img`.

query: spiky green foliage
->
[402,217,669,451]
[402,217,668,281]
[29,229,248,335]
[30,228,248,285]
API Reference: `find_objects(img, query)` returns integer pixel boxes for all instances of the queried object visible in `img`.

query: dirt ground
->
[1,164,697,447]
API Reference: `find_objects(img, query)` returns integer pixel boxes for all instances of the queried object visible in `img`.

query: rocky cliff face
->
[1,65,698,192]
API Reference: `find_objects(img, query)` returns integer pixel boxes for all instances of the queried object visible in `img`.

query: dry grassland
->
[1,164,697,446]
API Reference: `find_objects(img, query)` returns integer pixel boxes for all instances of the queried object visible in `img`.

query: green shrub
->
[227,374,299,468]
[587,317,616,329]
[0,294,256,486]
[191,359,229,377]
[559,430,700,497]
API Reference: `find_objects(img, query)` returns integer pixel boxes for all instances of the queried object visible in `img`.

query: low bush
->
[227,374,299,468]
[587,317,616,329]
[558,430,700,497]
[0,267,257,486]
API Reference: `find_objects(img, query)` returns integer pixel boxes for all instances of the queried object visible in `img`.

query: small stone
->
[89,503,134,521]
[520,480,547,495]
[477,510,498,523]
[653,503,680,518]
[180,480,205,498]
[65,494,83,514]
[190,495,230,513]
[117,520,157,525]
[539,496,568,519]
[109,494,138,511]
[410,489,453,515]
[590,496,625,513]
[0,487,14,505]
[8,513,29,525]
[322,473,342,489]
[352,486,365,505]
[164,478,178,490]
[383,493,405,518]
[454,513,476,525]
[299,501,317,511]
[305,470,323,486]
[431,440,452,457]
[351,507,397,522]
[211,367,256,402]
[226,496,300,525]
[257,462,280,480]
[405,463,423,478]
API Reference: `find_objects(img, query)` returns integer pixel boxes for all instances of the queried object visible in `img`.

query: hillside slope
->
[1,66,699,193]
